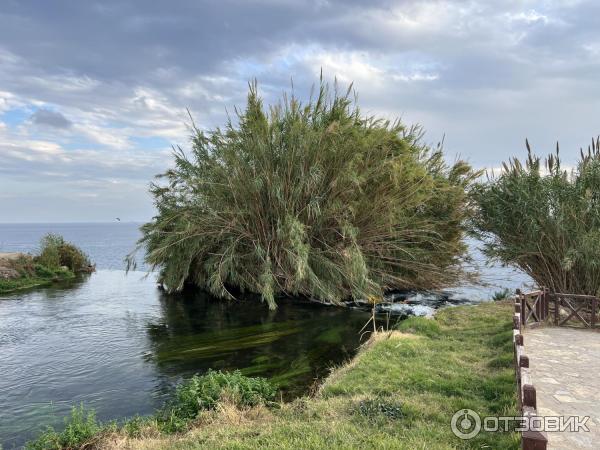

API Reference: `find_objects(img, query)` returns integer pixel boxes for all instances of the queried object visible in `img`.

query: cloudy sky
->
[1,0,599,223]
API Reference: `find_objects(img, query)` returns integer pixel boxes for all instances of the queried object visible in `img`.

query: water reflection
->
[0,271,369,448]
[146,289,371,396]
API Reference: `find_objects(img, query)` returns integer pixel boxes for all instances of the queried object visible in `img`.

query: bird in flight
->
[116,218,121,221]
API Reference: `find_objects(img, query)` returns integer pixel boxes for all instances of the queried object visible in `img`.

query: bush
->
[36,234,91,273]
[131,80,476,307]
[472,138,600,296]
[26,405,102,450]
[492,288,512,301]
[159,370,276,432]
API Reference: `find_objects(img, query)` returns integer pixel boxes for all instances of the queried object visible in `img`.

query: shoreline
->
[24,300,519,449]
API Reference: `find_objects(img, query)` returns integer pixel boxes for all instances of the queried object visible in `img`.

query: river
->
[0,222,530,448]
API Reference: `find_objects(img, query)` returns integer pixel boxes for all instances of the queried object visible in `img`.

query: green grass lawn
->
[95,301,518,450]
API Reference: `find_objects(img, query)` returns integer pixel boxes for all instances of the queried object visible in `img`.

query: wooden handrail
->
[513,298,547,449]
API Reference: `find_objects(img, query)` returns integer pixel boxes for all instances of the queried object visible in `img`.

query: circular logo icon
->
[451,409,481,439]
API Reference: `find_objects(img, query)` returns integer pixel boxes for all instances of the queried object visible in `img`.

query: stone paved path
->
[525,327,600,449]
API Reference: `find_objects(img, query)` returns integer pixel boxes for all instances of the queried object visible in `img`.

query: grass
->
[29,301,519,449]
[0,258,75,294]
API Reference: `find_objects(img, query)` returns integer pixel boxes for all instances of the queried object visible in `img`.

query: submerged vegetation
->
[472,137,600,296]
[26,301,518,449]
[0,234,91,294]
[132,80,477,307]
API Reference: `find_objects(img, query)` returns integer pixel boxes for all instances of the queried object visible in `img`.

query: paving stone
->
[525,327,600,449]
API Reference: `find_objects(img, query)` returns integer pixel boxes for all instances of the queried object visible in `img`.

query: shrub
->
[8,254,36,277]
[159,370,276,432]
[37,234,62,269]
[492,288,512,301]
[26,405,101,450]
[131,80,476,307]
[472,138,600,296]
[36,234,91,273]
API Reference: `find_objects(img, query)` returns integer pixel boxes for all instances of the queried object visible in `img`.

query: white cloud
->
[0,0,599,221]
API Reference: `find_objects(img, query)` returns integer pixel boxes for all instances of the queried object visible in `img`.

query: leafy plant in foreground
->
[26,405,102,450]
[158,370,276,432]
[130,79,477,307]
[472,138,600,296]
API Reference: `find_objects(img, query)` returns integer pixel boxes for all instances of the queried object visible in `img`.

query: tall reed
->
[131,80,476,307]
[472,138,600,296]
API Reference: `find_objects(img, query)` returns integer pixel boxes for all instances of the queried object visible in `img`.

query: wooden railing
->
[513,288,600,448]
[517,289,600,328]
[513,299,548,449]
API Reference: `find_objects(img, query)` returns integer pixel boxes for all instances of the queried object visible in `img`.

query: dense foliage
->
[37,233,91,273]
[472,138,600,296]
[133,81,476,307]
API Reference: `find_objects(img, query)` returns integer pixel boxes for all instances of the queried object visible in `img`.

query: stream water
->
[0,222,531,448]
[0,270,370,448]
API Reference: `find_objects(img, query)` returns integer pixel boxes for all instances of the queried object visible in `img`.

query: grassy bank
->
[0,234,91,295]
[28,301,518,449]
[0,258,75,294]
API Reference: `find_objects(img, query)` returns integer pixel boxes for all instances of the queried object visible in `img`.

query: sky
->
[1,0,599,223]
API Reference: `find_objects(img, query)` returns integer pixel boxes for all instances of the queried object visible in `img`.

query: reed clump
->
[132,80,476,307]
[472,137,600,296]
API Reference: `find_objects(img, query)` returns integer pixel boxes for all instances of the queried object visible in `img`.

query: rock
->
[0,266,20,280]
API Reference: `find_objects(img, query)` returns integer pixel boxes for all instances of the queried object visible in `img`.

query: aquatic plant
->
[25,303,519,449]
[131,79,476,307]
[472,138,600,296]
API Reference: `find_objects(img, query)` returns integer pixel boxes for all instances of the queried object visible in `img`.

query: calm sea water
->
[0,222,145,270]
[0,222,531,448]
